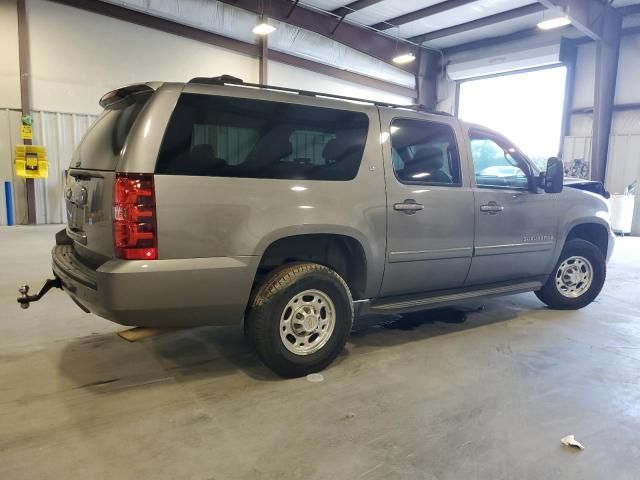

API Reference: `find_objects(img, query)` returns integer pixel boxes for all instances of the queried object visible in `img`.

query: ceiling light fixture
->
[391,24,415,65]
[253,18,276,35]
[537,15,571,30]
[392,52,416,64]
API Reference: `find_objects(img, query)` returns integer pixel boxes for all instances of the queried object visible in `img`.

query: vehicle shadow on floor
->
[58,296,541,391]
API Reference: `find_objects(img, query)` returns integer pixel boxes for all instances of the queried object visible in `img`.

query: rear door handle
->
[394,199,424,215]
[480,201,504,214]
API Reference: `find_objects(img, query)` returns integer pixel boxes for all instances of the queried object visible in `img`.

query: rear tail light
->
[113,173,157,260]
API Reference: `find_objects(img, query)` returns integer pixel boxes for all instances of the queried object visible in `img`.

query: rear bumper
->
[52,244,259,327]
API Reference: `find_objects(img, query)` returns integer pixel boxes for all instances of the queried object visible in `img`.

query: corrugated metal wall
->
[563,113,640,235]
[0,109,97,225]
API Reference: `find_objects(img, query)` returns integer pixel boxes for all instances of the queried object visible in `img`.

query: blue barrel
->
[4,181,14,226]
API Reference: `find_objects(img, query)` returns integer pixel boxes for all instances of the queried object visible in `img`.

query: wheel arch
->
[253,231,371,300]
[564,221,609,258]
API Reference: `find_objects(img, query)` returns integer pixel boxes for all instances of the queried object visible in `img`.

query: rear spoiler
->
[99,84,155,110]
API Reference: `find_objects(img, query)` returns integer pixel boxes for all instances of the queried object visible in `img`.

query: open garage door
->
[458,66,567,170]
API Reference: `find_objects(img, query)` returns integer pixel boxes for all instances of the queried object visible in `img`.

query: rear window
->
[156,94,369,181]
[74,98,149,171]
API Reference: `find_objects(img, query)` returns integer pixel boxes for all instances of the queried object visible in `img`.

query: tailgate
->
[64,85,153,265]
[65,169,116,265]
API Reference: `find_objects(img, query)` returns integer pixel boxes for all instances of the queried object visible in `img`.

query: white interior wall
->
[27,0,259,115]
[0,0,20,111]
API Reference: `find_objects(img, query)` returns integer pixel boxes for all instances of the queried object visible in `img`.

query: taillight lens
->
[113,173,157,260]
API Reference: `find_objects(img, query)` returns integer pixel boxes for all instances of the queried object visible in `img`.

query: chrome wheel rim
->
[280,289,335,355]
[555,255,593,298]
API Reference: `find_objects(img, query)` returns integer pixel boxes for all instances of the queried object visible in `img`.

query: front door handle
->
[394,199,424,215]
[480,201,504,214]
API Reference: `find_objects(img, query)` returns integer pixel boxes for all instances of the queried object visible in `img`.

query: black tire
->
[245,262,353,378]
[535,239,606,310]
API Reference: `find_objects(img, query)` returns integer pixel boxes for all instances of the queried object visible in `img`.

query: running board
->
[360,281,543,316]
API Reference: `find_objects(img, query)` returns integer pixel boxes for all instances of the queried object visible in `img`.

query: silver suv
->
[19,76,615,377]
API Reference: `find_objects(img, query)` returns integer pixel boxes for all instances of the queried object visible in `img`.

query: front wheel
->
[245,262,353,378]
[535,239,606,310]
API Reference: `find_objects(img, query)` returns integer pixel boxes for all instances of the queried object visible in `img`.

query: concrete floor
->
[1,225,640,480]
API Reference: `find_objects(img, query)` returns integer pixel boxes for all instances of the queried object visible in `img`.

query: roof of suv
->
[184,75,455,118]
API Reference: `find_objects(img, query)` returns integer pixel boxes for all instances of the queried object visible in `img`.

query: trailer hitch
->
[17,278,62,309]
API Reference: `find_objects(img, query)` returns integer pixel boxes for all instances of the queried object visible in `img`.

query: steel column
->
[259,35,268,84]
[591,9,622,183]
[559,38,577,155]
[17,0,36,225]
[416,50,440,110]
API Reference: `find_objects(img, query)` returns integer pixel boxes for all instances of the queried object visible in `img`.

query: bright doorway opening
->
[458,66,567,169]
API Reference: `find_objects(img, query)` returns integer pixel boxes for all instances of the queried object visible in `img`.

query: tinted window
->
[390,118,461,186]
[75,97,149,171]
[156,94,369,180]
[470,135,529,189]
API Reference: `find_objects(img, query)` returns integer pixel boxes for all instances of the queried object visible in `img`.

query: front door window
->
[470,136,529,190]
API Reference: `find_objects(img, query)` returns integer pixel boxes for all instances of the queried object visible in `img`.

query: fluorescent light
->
[537,16,571,30]
[412,172,431,179]
[290,186,307,192]
[392,53,416,64]
[252,22,276,35]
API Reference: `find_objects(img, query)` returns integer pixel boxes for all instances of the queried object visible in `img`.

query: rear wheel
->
[245,262,353,378]
[535,239,605,310]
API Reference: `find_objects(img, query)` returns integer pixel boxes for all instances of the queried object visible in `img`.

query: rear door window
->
[390,118,462,186]
[156,94,369,180]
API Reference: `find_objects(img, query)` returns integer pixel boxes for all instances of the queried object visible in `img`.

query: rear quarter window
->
[155,94,369,181]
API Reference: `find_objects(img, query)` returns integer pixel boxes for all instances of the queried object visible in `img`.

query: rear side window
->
[390,118,461,186]
[156,94,369,180]
[75,99,149,171]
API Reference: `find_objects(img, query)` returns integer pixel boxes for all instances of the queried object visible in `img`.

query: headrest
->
[323,130,364,163]
[323,139,341,161]
[263,140,293,162]
[412,147,444,171]
[245,127,293,167]
[190,143,215,165]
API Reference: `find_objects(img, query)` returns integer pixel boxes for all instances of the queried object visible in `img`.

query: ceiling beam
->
[331,0,385,18]
[47,0,415,98]
[444,22,640,56]
[537,0,611,41]
[409,3,545,44]
[370,0,478,31]
[215,0,417,73]
[442,26,557,56]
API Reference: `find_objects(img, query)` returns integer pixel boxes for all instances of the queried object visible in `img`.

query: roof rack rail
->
[187,75,452,116]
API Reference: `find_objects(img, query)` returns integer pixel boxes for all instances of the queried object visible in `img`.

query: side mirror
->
[544,157,564,193]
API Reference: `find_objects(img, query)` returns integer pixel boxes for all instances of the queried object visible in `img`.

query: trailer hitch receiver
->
[18,278,62,309]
